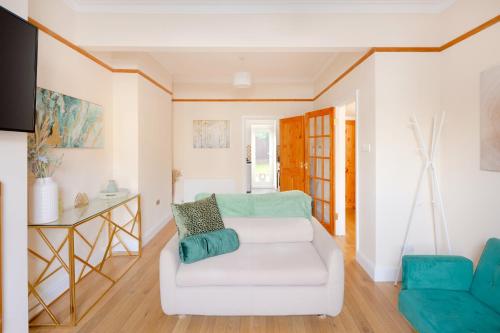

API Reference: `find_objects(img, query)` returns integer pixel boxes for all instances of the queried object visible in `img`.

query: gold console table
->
[28,194,141,327]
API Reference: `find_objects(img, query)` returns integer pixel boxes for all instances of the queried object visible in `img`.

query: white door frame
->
[241,116,278,192]
[334,90,360,252]
[251,123,276,189]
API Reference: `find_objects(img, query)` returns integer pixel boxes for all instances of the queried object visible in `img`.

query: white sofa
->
[159,216,344,317]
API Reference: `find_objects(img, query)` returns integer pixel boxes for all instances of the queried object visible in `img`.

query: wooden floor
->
[31,210,413,333]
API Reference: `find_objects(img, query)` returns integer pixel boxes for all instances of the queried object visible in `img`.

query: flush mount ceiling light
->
[233,57,252,88]
[233,71,252,88]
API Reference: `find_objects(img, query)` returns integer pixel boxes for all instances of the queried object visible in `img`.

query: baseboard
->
[356,251,375,280]
[356,251,400,282]
[374,265,399,282]
[143,213,173,246]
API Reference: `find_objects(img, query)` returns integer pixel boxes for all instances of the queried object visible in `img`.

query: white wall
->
[314,56,377,276]
[112,71,173,245]
[138,77,173,243]
[36,32,115,209]
[173,100,312,194]
[28,0,77,40]
[440,24,500,263]
[25,3,175,323]
[27,16,115,320]
[0,1,30,332]
[374,53,442,280]
[113,74,139,192]
[75,12,441,49]
[173,82,313,100]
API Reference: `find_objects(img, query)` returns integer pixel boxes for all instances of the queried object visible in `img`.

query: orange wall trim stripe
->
[29,14,499,102]
[172,98,313,102]
[28,17,174,96]
[311,14,500,101]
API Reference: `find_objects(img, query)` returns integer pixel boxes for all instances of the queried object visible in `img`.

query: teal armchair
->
[399,238,500,333]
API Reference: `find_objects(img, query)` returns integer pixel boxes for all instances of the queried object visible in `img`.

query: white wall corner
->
[355,250,375,280]
[143,214,173,246]
[373,265,399,282]
[356,251,400,282]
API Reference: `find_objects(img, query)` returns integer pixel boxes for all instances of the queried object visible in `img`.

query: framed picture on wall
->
[480,65,500,171]
[193,120,230,149]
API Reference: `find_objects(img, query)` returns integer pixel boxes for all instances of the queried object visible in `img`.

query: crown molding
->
[64,0,455,14]
[28,14,499,102]
[28,18,173,96]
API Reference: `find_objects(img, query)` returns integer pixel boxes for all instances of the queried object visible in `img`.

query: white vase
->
[31,177,59,224]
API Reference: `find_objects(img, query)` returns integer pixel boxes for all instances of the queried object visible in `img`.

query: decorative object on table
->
[480,65,500,171]
[172,169,183,198]
[36,87,104,149]
[394,112,451,285]
[193,120,230,148]
[74,192,89,208]
[246,144,251,162]
[99,180,129,199]
[28,109,63,224]
[172,169,182,184]
[105,179,118,193]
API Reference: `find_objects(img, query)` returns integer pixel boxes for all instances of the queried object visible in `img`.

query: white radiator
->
[179,178,236,203]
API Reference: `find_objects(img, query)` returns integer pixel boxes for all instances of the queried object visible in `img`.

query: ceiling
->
[149,51,341,84]
[64,0,456,14]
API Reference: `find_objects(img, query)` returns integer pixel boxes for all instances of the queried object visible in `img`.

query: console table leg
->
[68,228,77,325]
[138,195,142,257]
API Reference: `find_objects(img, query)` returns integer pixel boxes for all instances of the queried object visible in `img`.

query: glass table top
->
[28,193,138,227]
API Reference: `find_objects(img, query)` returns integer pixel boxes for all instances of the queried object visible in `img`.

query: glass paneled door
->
[305,108,335,234]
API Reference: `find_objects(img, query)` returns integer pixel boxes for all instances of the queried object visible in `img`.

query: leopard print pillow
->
[171,193,225,239]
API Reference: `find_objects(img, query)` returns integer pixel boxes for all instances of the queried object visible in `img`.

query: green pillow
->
[171,193,224,239]
[179,228,239,264]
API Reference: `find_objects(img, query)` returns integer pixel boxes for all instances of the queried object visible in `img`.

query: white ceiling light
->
[233,57,252,88]
[233,71,252,88]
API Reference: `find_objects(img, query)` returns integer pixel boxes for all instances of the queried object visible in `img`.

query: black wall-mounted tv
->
[0,6,38,133]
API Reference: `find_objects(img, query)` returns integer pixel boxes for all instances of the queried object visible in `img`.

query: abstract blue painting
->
[36,88,104,148]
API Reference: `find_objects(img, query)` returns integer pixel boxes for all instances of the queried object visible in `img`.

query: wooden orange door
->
[279,115,305,192]
[305,107,335,234]
[346,120,356,209]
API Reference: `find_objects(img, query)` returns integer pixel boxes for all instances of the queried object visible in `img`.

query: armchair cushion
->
[399,289,500,333]
[402,255,473,291]
[470,238,500,313]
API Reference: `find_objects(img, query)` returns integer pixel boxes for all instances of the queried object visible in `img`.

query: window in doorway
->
[251,123,276,189]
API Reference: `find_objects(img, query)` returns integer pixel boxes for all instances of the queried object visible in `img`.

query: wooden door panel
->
[305,107,335,234]
[279,116,305,192]
[346,120,356,209]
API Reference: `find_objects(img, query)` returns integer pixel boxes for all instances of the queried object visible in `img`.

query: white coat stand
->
[394,112,452,286]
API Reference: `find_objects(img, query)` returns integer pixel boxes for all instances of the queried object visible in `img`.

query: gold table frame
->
[28,194,141,327]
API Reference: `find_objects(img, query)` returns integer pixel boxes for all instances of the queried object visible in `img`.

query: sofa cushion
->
[399,289,500,333]
[171,194,224,239]
[470,238,500,313]
[176,242,328,287]
[179,228,239,264]
[223,217,313,243]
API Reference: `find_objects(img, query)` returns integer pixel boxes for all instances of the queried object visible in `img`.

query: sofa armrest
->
[402,255,473,291]
[311,218,344,316]
[159,234,180,314]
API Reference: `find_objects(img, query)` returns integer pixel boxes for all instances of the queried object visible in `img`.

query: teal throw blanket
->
[179,228,239,264]
[194,190,312,220]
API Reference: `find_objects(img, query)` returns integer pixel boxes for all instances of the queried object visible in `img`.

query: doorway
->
[243,118,277,193]
[343,102,357,250]
[251,123,276,189]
